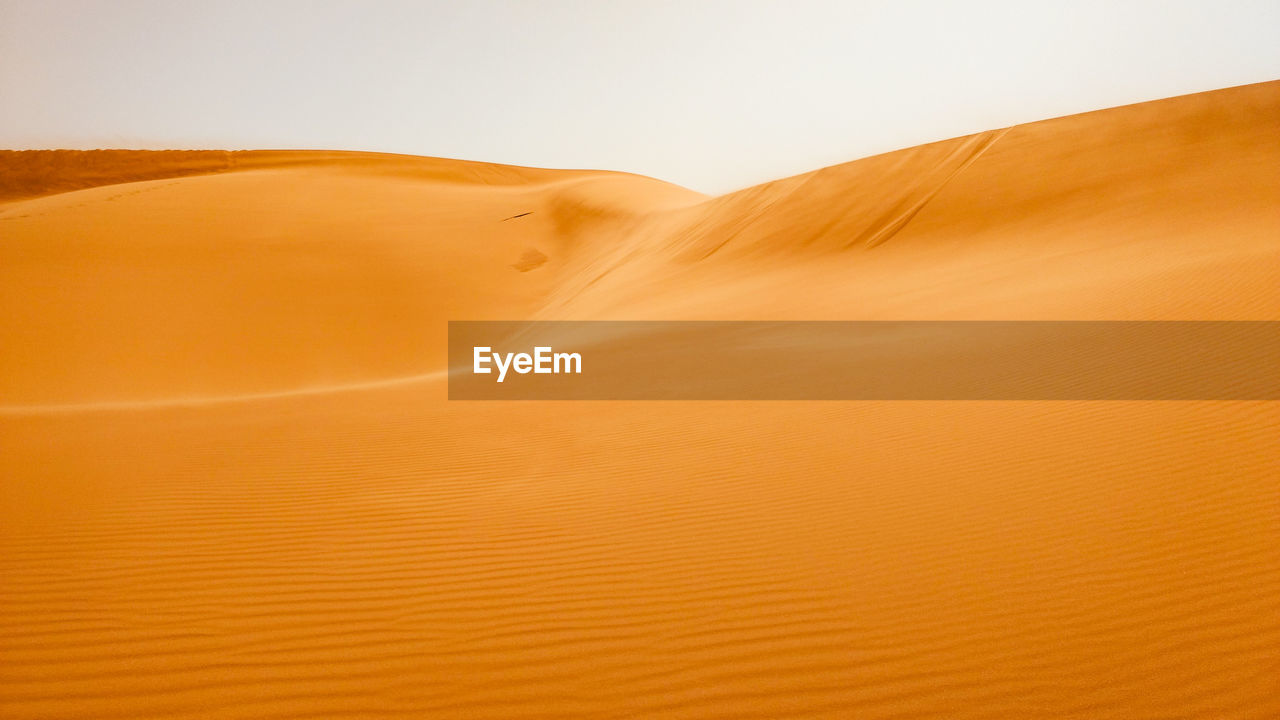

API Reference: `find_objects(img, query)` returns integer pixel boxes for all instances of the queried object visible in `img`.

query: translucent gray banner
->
[448,321,1280,400]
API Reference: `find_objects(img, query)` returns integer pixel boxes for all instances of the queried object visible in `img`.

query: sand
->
[1,81,1278,718]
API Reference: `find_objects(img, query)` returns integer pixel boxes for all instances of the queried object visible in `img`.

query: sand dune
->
[2,81,1278,718]
[0,153,698,406]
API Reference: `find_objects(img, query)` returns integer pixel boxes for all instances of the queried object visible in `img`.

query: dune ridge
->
[0,149,631,204]
[2,80,1279,719]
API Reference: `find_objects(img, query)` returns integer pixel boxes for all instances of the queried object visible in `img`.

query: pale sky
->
[2,1,1278,193]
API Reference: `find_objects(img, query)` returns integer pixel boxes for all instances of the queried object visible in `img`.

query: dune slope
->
[1,81,1278,719]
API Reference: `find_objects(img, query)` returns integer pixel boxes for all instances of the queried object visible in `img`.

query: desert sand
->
[1,81,1278,718]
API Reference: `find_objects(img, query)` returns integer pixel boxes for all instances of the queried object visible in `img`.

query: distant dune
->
[1,81,1278,719]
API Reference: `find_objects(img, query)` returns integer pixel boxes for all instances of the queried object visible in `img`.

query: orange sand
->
[2,81,1278,718]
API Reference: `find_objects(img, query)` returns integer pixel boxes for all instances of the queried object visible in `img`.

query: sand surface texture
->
[2,81,1278,718]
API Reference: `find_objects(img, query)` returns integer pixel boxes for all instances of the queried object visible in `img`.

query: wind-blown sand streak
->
[2,81,1278,719]
[0,371,450,415]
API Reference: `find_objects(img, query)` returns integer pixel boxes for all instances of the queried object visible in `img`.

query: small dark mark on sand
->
[511,247,548,272]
